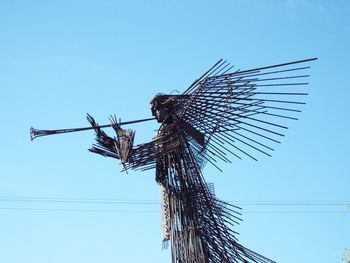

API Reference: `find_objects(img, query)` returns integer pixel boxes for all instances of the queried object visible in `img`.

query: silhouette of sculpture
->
[31,58,317,263]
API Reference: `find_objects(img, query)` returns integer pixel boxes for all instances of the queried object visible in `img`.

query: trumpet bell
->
[30,127,47,141]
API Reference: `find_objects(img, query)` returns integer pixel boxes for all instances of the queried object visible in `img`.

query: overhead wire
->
[0,196,348,204]
[0,196,348,214]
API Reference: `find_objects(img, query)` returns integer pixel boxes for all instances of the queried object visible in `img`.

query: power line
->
[0,207,158,213]
[0,196,348,206]
[0,207,348,214]
[0,197,158,205]
[0,196,348,214]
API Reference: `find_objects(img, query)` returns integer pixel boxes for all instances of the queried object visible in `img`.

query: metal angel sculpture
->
[31,58,317,263]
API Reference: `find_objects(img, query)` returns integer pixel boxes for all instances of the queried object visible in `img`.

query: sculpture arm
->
[87,114,158,171]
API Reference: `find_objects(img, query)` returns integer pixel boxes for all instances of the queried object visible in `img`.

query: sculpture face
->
[150,95,174,124]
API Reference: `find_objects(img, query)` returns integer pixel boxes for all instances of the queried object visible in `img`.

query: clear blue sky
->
[0,0,349,262]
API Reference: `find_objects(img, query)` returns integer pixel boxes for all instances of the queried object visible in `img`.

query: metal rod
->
[30,117,155,141]
[183,59,224,94]
[206,58,317,81]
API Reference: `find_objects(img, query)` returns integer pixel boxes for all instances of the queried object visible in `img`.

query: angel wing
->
[176,58,317,169]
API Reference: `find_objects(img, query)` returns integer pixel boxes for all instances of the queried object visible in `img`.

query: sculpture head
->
[150,94,175,124]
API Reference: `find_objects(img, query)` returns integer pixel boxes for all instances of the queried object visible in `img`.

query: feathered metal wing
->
[175,58,316,170]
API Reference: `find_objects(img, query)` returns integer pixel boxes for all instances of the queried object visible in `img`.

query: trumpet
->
[30,117,155,141]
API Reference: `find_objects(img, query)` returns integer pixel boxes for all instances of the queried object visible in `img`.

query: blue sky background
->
[0,0,349,262]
